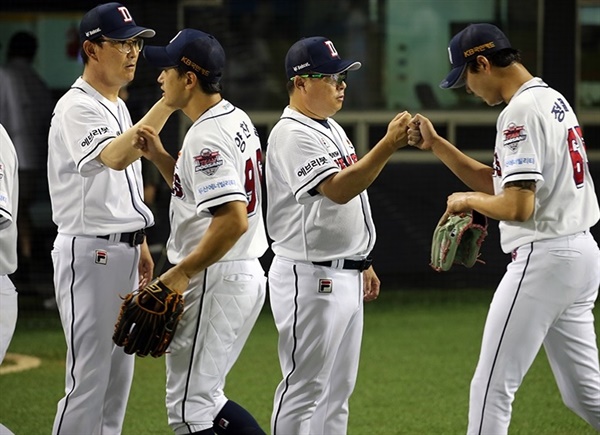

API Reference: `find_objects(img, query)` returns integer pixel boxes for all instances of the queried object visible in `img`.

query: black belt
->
[312,257,373,272]
[97,229,146,246]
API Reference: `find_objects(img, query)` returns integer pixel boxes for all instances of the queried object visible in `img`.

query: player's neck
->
[81,70,123,102]
[183,94,223,122]
[501,63,534,104]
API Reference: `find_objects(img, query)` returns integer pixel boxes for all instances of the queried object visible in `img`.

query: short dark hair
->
[466,48,521,73]
[176,65,222,94]
[286,79,295,95]
[7,31,37,60]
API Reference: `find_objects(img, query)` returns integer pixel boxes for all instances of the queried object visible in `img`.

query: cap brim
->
[313,60,362,75]
[143,45,177,68]
[440,63,467,89]
[105,27,156,40]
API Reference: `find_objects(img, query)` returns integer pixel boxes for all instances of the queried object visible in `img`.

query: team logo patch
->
[94,250,108,265]
[194,148,223,176]
[502,123,527,152]
[318,279,333,293]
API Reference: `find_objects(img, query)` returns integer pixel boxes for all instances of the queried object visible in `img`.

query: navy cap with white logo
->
[143,29,226,84]
[285,36,361,79]
[440,23,511,89]
[79,2,155,43]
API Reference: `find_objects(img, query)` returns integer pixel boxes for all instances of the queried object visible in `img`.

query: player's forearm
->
[100,99,176,170]
[430,137,495,194]
[177,202,248,277]
[151,152,176,189]
[320,137,396,203]
[462,188,534,222]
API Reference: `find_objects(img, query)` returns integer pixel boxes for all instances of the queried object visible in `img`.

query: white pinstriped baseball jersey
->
[48,77,154,235]
[166,99,268,264]
[0,123,18,275]
[265,106,376,261]
[492,77,600,253]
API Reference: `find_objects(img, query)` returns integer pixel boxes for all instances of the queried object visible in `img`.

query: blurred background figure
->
[0,31,54,294]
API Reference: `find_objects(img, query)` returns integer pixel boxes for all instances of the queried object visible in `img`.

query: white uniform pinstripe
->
[469,78,600,434]
[164,99,268,434]
[266,107,374,434]
[48,77,154,435]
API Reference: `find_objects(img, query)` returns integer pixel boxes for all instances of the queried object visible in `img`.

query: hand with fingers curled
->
[384,111,413,150]
[134,125,168,163]
[407,113,441,151]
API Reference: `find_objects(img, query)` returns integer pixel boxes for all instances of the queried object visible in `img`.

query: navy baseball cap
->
[440,23,511,89]
[79,2,155,42]
[143,29,225,84]
[285,36,361,79]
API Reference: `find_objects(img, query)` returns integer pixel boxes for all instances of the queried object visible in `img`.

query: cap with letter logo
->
[79,2,155,43]
[440,23,511,89]
[285,36,361,79]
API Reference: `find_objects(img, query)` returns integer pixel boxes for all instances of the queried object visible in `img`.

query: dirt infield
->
[0,353,41,375]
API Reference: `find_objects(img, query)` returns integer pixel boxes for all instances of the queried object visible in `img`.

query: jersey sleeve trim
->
[293,166,338,201]
[501,170,543,186]
[0,206,13,229]
[76,136,114,172]
[197,191,248,214]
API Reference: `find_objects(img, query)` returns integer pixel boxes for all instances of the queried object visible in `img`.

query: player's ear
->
[83,40,98,60]
[476,55,490,71]
[185,71,197,88]
[293,76,306,90]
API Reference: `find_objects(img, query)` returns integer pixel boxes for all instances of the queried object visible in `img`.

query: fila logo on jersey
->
[502,123,527,152]
[318,279,333,293]
[194,148,223,176]
[95,250,108,265]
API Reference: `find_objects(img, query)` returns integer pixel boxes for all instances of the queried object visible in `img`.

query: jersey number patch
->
[567,126,586,188]
[245,148,263,215]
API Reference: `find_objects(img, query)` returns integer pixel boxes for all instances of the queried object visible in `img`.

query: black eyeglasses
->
[291,72,348,86]
[98,37,144,54]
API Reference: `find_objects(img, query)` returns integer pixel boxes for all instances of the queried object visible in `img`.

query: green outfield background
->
[1,288,598,434]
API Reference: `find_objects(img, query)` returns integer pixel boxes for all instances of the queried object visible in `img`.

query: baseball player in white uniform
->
[136,29,268,434]
[47,4,175,434]
[0,124,19,435]
[266,36,412,435]
[408,23,600,434]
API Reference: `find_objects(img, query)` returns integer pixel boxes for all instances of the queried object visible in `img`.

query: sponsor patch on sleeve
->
[296,155,330,178]
[503,153,537,171]
[196,178,239,196]
[0,190,8,209]
[79,126,111,148]
[194,148,223,176]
